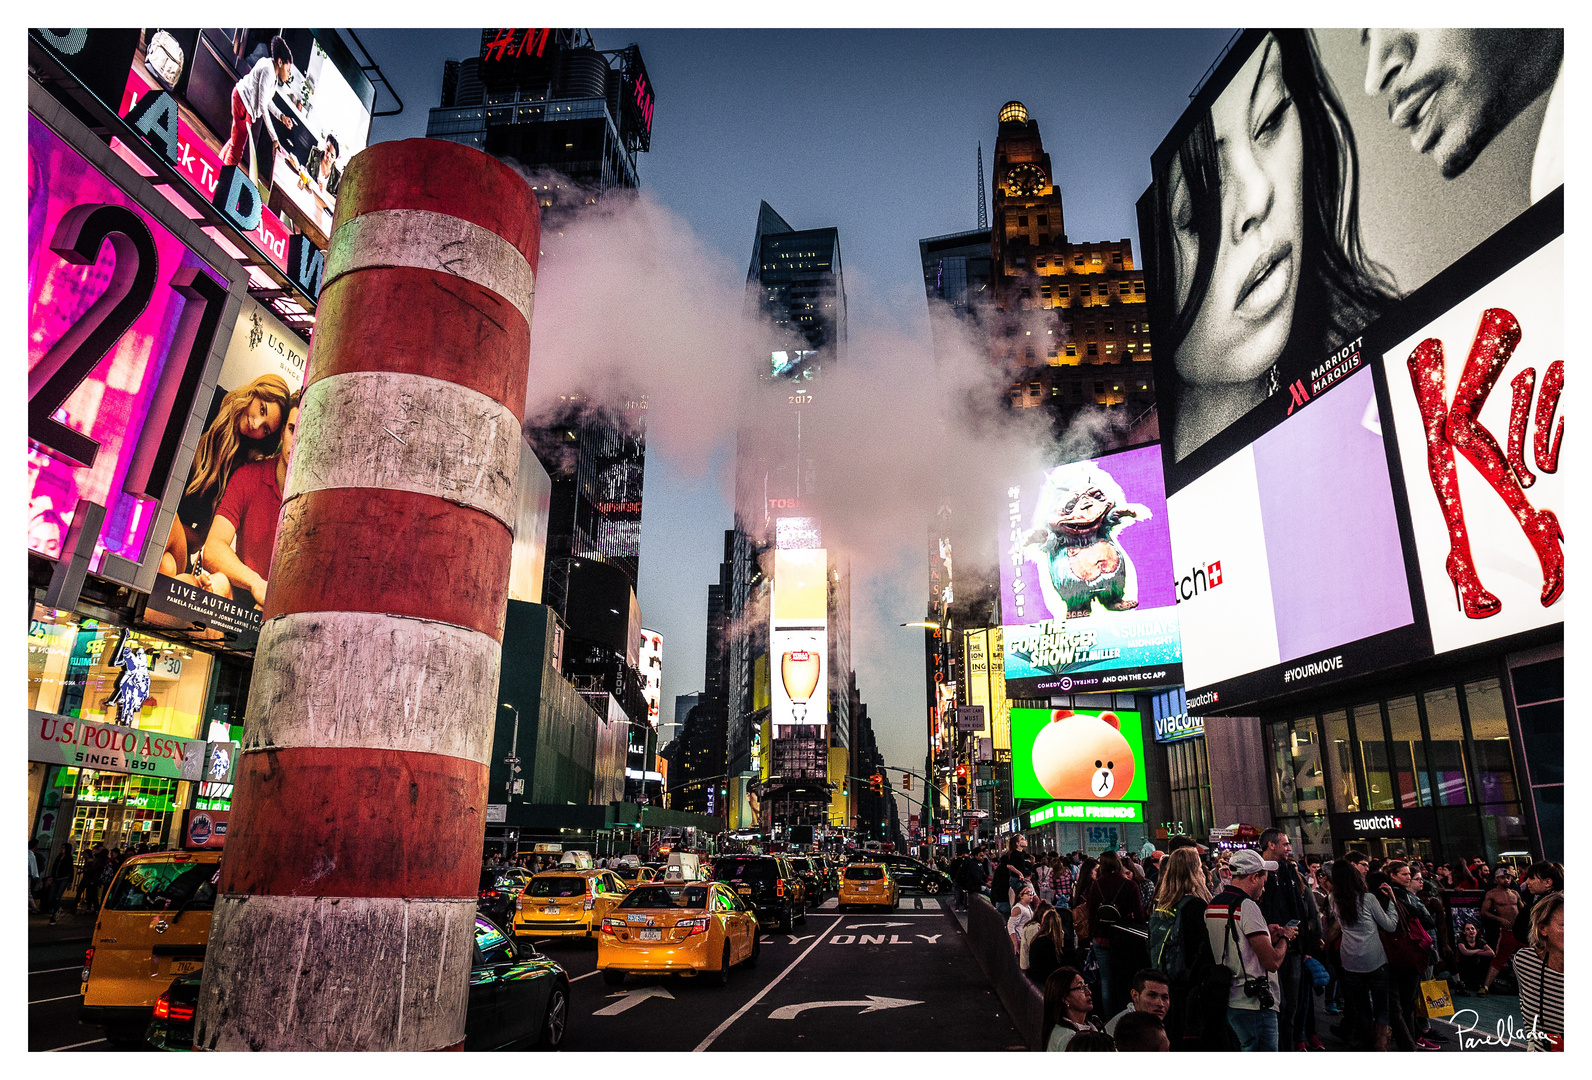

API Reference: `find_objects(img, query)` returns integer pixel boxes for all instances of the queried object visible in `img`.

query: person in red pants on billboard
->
[219,34,297,183]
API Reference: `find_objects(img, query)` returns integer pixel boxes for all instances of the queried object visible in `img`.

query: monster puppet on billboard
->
[1017,461,1151,619]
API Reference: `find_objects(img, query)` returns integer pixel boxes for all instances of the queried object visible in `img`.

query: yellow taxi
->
[78,850,222,1046]
[613,863,657,888]
[597,880,759,986]
[512,867,629,938]
[838,862,899,911]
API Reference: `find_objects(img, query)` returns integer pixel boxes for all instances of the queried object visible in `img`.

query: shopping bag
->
[1420,978,1455,1018]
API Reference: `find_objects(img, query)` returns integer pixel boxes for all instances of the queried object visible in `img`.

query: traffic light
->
[870,772,883,796]
[901,772,910,792]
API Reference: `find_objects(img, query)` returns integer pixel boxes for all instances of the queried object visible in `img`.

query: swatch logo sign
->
[1350,814,1402,831]
[1176,561,1222,603]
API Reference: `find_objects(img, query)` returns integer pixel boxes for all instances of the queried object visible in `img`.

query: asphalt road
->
[544,895,1025,1052]
[29,941,116,1052]
[32,894,1024,1052]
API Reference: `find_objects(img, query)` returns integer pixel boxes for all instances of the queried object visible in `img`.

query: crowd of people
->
[947,832,1565,1052]
[28,839,164,923]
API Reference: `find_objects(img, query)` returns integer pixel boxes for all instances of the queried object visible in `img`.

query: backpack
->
[1091,880,1126,937]
[1149,896,1197,982]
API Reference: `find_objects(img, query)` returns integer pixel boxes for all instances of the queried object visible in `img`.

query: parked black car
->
[711,855,808,930]
[146,915,569,1051]
[846,852,951,894]
[479,865,536,925]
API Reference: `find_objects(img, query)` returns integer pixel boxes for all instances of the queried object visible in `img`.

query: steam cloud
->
[514,166,1138,756]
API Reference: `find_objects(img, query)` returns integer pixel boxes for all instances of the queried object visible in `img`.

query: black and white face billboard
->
[1138,29,1563,711]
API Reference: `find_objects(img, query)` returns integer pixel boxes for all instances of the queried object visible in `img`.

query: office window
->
[1465,679,1519,804]
[1074,255,1084,265]
[1018,215,1029,226]
[1066,343,1076,356]
[1040,284,1051,298]
[1038,216,1048,227]
[1058,285,1069,297]
[1087,343,1098,355]
[1105,322,1114,333]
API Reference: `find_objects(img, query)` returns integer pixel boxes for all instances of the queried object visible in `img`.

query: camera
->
[1243,976,1276,1010]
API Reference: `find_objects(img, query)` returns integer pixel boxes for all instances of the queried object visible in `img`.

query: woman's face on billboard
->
[1171,34,1305,388]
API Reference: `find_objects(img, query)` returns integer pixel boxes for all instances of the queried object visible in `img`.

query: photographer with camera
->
[1204,849,1288,1051]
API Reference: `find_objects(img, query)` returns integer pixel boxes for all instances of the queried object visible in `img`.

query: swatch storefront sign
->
[1328,807,1437,839]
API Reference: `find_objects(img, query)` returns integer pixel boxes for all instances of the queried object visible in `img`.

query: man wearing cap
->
[1205,848,1289,1051]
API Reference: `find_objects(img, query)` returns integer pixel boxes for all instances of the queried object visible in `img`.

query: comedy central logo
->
[1175,561,1222,603]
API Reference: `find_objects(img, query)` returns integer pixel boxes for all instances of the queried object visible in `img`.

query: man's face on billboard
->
[1362,29,1560,179]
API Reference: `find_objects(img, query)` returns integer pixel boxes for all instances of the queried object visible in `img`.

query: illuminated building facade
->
[988,101,1157,423]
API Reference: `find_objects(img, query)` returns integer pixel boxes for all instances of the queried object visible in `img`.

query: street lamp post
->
[501,703,521,801]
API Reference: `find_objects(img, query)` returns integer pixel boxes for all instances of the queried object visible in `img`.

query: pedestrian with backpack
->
[1084,850,1145,1016]
[1149,845,1218,1048]
[1204,849,1289,1051]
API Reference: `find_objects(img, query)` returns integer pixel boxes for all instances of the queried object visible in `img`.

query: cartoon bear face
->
[1030,709,1136,800]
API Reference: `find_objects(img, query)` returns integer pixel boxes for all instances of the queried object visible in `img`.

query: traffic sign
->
[975,779,998,790]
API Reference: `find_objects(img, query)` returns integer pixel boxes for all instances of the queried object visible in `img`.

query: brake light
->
[600,918,621,935]
[154,992,170,1020]
[81,946,94,982]
[678,918,709,935]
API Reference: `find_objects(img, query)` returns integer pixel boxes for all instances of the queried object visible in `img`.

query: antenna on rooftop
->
[977,142,988,231]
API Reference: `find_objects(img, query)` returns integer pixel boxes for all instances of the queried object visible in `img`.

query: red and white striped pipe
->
[193,139,539,1052]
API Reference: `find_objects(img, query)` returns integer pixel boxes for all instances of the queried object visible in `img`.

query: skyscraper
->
[713,202,854,833]
[986,101,1156,426]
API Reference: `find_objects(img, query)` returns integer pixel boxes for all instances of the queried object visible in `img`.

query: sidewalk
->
[29,907,96,947]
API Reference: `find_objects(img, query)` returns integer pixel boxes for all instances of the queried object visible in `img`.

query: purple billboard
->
[999,444,1182,695]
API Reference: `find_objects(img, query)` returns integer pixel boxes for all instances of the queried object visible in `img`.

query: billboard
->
[590,406,646,561]
[123,30,372,246]
[772,549,827,727]
[1139,29,1561,492]
[1009,707,1147,804]
[1381,232,1563,656]
[639,628,663,728]
[776,516,822,550]
[1138,29,1563,708]
[142,295,306,644]
[28,111,234,579]
[998,444,1182,695]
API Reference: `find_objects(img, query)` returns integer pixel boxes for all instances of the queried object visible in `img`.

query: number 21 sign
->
[28,109,238,582]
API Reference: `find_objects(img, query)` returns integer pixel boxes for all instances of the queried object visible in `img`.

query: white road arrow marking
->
[768,995,923,1020]
[845,921,912,930]
[593,984,674,1016]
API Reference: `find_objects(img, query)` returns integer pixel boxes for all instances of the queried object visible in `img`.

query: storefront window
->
[1166,738,1211,840]
[1386,695,1430,808]
[1480,803,1529,862]
[1423,686,1471,806]
[1322,710,1360,812]
[29,605,212,739]
[1464,679,1519,805]
[1269,718,1330,857]
[1355,702,1395,810]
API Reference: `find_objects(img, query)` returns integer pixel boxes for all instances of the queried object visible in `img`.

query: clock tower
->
[992,100,1065,278]
[986,100,1156,424]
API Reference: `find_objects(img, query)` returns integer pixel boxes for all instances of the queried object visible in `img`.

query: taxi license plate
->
[639,929,662,942]
[171,960,202,974]
[737,887,752,894]
[543,906,561,915]
[857,885,872,890]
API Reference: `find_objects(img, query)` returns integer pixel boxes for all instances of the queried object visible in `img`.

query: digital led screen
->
[121,30,372,247]
[28,113,229,575]
[1138,29,1563,709]
[1138,29,1562,495]
[1009,707,1147,805]
[998,444,1182,695]
[1381,233,1563,657]
[772,548,828,727]
[639,628,663,728]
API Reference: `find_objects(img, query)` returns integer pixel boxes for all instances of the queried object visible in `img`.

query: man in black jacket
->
[1257,829,1307,1051]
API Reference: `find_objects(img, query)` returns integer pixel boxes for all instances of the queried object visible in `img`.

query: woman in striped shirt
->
[1511,891,1563,1051]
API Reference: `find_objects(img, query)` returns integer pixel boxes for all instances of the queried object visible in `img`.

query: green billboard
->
[1010,707,1147,804]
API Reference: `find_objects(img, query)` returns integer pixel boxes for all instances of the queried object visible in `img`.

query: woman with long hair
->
[1149,846,1217,1048]
[1028,907,1068,988]
[1329,857,1402,1050]
[1144,29,1399,463]
[1511,891,1563,1050]
[160,374,292,582]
